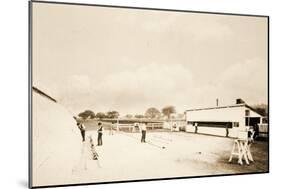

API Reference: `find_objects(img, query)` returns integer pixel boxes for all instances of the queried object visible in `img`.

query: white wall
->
[32,91,82,187]
[198,127,225,136]
[185,106,259,129]
[185,106,263,137]
[245,107,263,118]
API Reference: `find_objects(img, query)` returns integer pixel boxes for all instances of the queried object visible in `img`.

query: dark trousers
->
[195,126,198,133]
[98,133,103,145]
[80,130,85,142]
[141,130,146,142]
[226,128,229,137]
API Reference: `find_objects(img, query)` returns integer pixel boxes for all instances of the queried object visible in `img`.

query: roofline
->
[185,103,264,116]
[185,104,246,112]
[244,104,264,116]
[32,86,57,103]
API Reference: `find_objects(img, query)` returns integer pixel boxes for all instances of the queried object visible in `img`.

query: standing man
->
[134,122,140,133]
[253,124,259,139]
[194,122,198,133]
[77,122,86,142]
[110,121,114,135]
[140,122,147,143]
[172,122,177,132]
[97,122,103,146]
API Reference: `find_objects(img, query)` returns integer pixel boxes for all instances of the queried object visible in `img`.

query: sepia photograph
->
[29,1,269,188]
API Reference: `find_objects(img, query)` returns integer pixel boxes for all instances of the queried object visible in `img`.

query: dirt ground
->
[70,129,268,185]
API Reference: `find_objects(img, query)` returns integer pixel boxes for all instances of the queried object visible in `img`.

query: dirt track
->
[70,131,268,184]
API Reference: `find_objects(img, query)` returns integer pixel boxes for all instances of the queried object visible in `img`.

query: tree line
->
[78,110,119,120]
[78,106,177,120]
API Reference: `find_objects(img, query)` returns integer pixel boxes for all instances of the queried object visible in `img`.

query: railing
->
[113,123,164,132]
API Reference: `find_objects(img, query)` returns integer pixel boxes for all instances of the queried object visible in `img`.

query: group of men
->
[76,121,148,145]
[77,122,104,146]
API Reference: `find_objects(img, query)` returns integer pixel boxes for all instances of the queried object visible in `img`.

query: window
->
[232,122,239,127]
[262,118,268,124]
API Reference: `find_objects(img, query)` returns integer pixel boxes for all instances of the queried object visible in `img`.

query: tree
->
[78,110,95,119]
[96,112,106,120]
[125,114,133,119]
[162,106,176,120]
[255,108,267,116]
[106,111,120,119]
[177,113,185,119]
[145,107,161,119]
[252,104,268,116]
[135,114,145,119]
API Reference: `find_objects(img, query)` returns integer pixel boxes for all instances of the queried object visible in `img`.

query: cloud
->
[56,58,267,115]
[139,13,233,41]
[55,63,194,114]
[34,7,267,115]
[217,58,268,104]
[66,75,91,91]
[93,62,194,114]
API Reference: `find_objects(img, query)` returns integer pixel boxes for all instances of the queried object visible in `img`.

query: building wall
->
[32,91,82,186]
[245,107,263,118]
[185,106,246,127]
[185,105,262,137]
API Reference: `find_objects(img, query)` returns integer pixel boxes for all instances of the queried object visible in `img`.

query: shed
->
[184,102,266,137]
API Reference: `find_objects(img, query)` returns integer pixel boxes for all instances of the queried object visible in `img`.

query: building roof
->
[32,86,57,103]
[185,103,263,116]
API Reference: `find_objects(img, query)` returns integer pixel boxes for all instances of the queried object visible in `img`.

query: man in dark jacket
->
[77,122,86,142]
[97,122,103,146]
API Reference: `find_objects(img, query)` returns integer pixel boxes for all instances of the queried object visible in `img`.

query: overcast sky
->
[32,3,268,115]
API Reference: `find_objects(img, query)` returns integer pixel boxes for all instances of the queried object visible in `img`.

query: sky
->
[32,2,268,116]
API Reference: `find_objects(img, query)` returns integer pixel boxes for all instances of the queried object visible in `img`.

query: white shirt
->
[97,126,103,133]
[140,123,147,131]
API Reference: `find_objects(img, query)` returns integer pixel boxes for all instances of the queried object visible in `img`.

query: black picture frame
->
[28,1,269,188]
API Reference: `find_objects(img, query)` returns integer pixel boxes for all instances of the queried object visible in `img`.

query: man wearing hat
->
[97,122,103,146]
